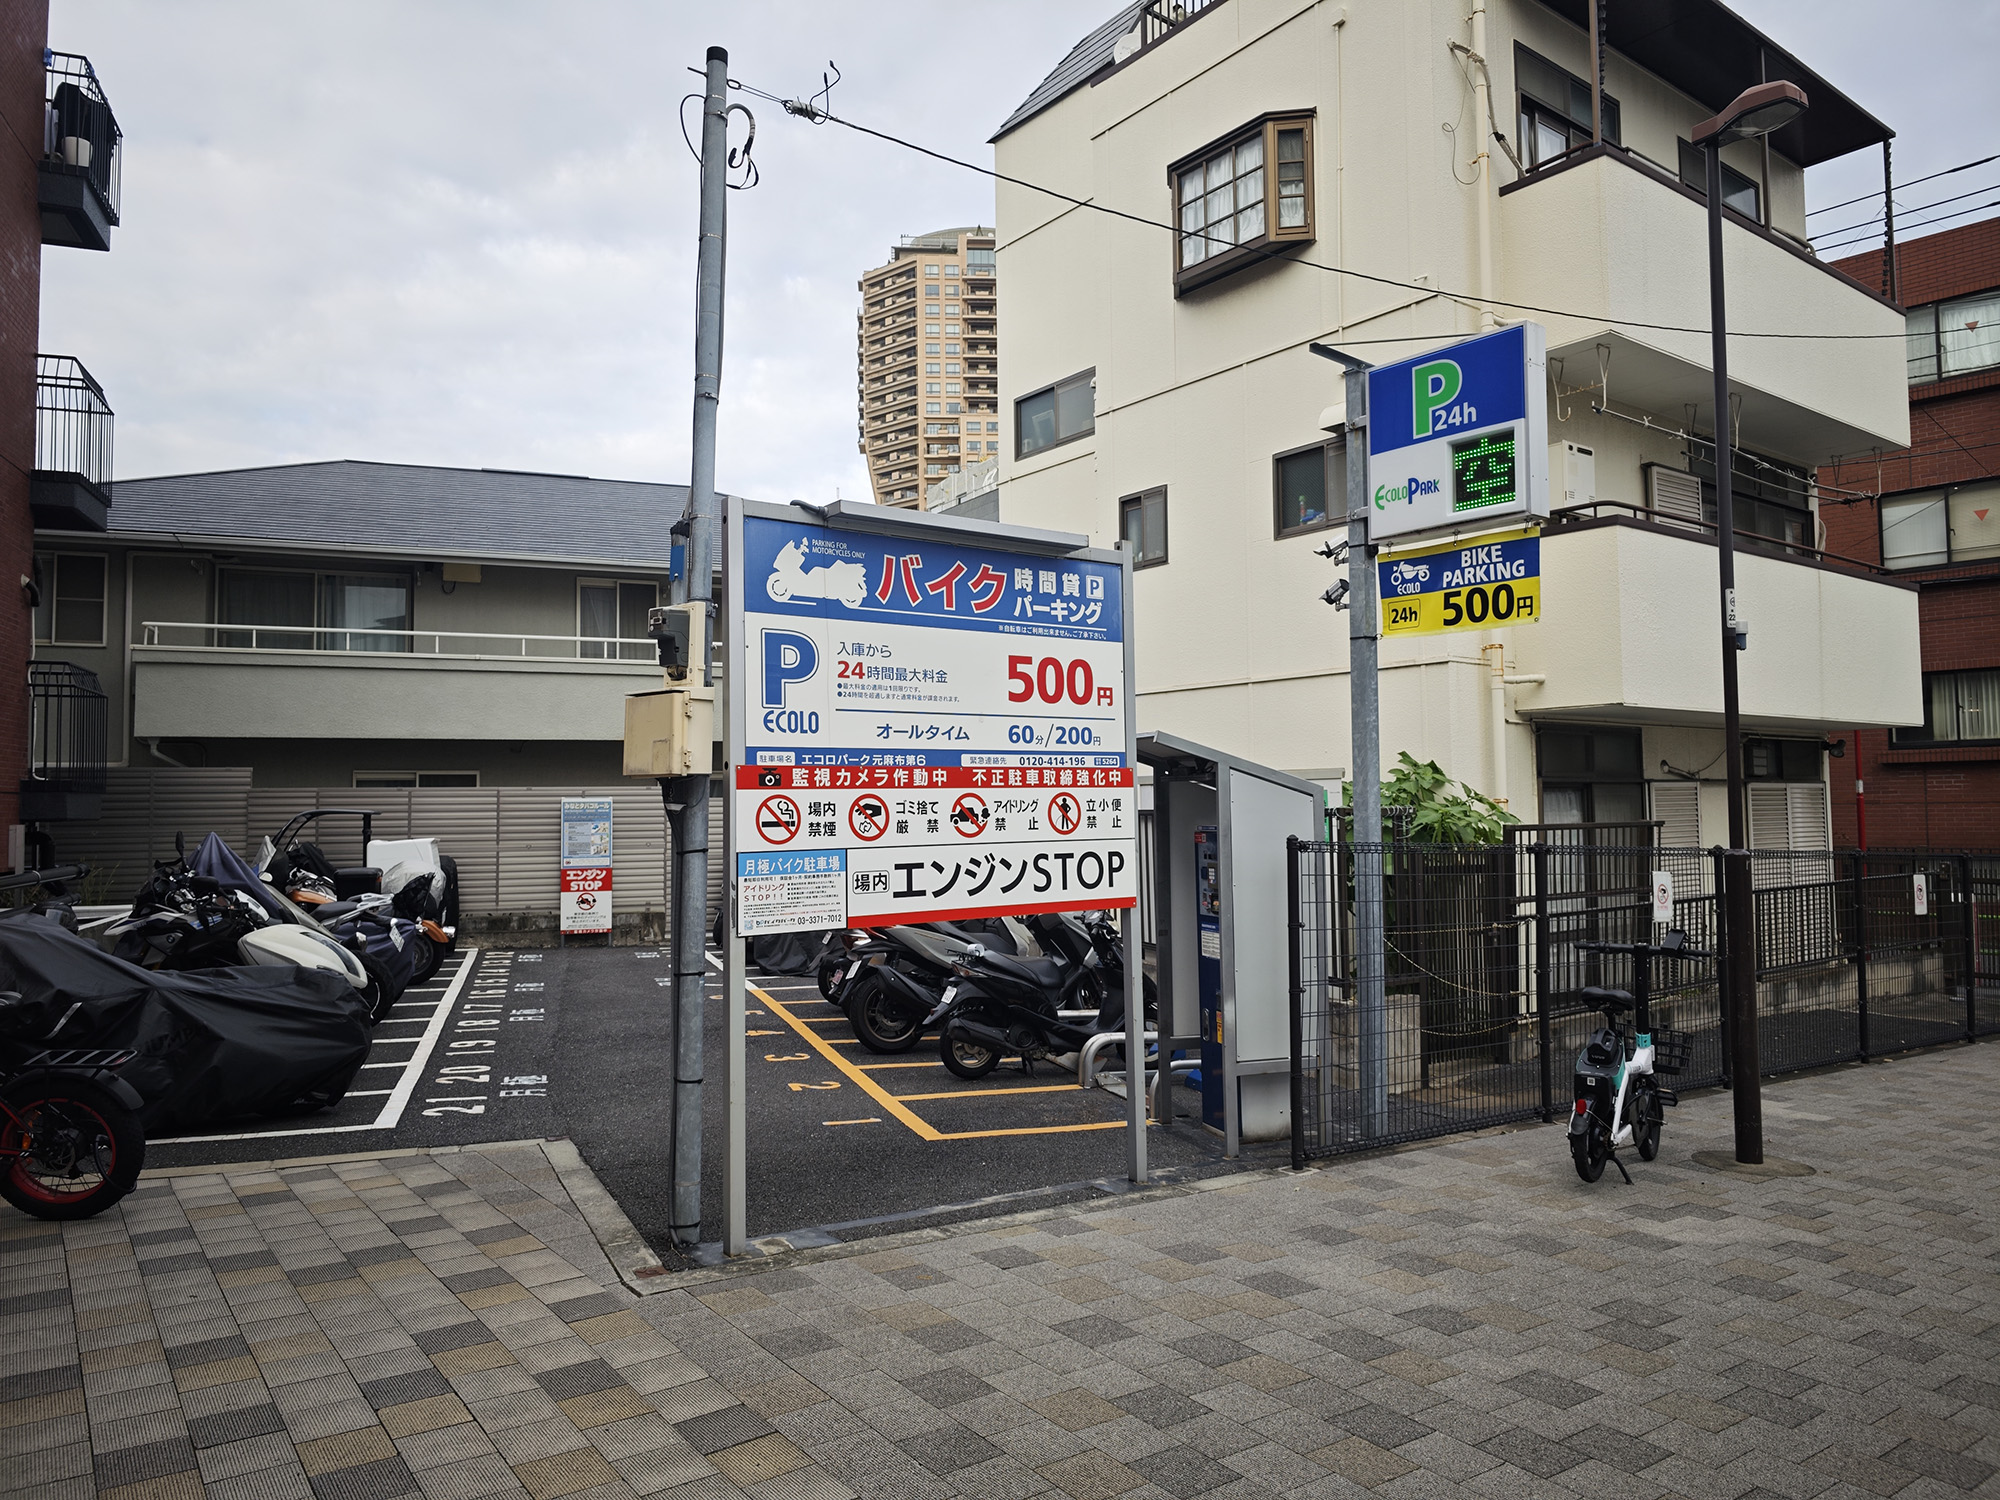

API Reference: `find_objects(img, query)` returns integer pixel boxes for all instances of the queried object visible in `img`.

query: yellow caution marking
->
[895,1084,1081,1101]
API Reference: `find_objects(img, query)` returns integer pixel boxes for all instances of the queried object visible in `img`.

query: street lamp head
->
[1691,80,1808,147]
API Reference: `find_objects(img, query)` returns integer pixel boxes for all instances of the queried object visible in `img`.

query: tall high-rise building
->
[856,226,997,508]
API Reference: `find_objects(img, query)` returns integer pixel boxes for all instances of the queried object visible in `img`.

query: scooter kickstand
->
[1609,1151,1633,1185]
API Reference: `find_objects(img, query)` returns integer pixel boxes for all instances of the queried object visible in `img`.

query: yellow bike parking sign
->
[1378,526,1541,638]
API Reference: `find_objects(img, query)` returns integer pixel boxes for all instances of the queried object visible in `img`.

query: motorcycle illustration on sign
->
[766,539,868,608]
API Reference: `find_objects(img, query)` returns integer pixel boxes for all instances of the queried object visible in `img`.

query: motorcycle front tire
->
[0,1073,146,1221]
[940,1026,1001,1080]
[850,974,922,1054]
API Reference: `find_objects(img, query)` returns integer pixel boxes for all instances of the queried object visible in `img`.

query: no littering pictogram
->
[849,795,889,842]
[1048,791,1083,836]
[756,794,801,845]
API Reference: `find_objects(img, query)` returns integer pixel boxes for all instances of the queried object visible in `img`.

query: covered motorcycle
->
[0,913,371,1133]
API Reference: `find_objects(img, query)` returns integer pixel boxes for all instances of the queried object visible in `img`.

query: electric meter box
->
[623,684,714,778]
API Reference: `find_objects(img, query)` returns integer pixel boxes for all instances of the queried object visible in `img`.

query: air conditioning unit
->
[1645,463,1704,524]
[1551,441,1595,507]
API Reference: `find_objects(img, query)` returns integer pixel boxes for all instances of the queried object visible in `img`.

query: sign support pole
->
[723,506,746,1256]
[1342,364,1388,1139]
[1119,541,1147,1184]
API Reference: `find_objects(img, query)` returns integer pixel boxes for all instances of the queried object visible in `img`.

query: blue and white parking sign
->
[1365,322,1549,544]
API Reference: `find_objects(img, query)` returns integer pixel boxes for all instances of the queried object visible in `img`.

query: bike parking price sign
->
[1365,322,1549,545]
[726,499,1137,932]
[1378,526,1541,638]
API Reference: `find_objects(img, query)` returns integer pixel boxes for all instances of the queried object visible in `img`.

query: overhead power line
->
[1807,152,2000,217]
[1811,179,2000,243]
[1817,197,2000,253]
[743,79,1912,343]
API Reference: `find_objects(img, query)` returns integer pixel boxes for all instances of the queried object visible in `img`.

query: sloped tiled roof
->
[100,460,697,569]
[991,2,1144,142]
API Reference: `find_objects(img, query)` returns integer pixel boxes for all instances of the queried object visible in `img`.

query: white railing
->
[139,621,660,662]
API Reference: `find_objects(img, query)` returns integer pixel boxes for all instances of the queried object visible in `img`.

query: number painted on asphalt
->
[765,1053,810,1062]
[788,1081,842,1091]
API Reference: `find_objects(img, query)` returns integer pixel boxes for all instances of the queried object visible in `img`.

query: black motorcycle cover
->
[189,831,287,919]
[707,906,831,975]
[0,912,371,1133]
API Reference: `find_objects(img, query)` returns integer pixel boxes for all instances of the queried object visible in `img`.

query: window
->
[353,771,480,789]
[945,382,961,394]
[1274,438,1343,538]
[216,568,317,650]
[1880,481,2000,570]
[1121,488,1167,567]
[926,363,940,375]
[1537,726,1645,824]
[966,248,995,274]
[1515,45,1620,169]
[578,578,658,660]
[1904,289,2000,384]
[926,382,940,394]
[1744,738,1823,780]
[1685,449,1810,551]
[925,305,939,316]
[926,401,941,413]
[986,421,999,432]
[31,552,107,646]
[1898,669,2000,745]
[1676,139,1760,221]
[945,263,958,274]
[1016,368,1095,458]
[321,574,412,652]
[925,264,938,276]
[946,401,961,413]
[1170,112,1315,292]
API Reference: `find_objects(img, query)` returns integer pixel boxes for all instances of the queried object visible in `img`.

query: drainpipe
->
[142,738,189,769]
[1483,641,1508,806]
[1470,0,1497,332]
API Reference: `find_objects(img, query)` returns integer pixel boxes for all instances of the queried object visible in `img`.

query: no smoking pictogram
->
[756,794,802,845]
[849,795,889,843]
[1048,791,1083,835]
[949,792,989,838]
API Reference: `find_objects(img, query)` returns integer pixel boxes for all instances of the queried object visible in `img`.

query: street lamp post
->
[1691,80,1808,1167]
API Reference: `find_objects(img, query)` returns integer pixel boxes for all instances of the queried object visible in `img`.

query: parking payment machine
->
[1195,826,1224,1131]
[1140,733,1324,1156]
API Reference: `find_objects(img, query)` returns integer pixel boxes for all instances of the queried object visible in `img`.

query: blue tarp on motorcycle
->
[0,912,371,1133]
[189,831,288,919]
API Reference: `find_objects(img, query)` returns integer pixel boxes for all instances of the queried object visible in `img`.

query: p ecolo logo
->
[1375,476,1441,510]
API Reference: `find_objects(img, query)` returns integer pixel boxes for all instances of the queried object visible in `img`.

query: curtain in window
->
[579,582,617,660]
[217,570,313,649]
[618,581,657,661]
[319,575,410,652]
[1940,290,2000,378]
[1954,669,2000,742]
[1879,494,1948,570]
[1907,305,1939,383]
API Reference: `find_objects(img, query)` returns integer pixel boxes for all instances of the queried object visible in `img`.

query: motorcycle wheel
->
[940,1026,1001,1080]
[1634,1085,1663,1162]
[1571,1126,1609,1183]
[850,975,922,1054]
[409,934,446,987]
[0,1074,145,1221]
[819,954,849,1002]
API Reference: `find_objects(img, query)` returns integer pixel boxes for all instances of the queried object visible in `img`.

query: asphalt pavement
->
[146,945,1265,1261]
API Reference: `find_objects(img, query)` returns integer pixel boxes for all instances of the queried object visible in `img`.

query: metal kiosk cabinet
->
[1140,732,1323,1156]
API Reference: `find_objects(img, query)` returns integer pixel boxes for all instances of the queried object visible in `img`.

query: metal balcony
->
[22,662,107,822]
[39,50,121,251]
[32,356,113,532]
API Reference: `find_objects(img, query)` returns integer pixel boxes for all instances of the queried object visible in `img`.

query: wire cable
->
[1817,197,2000,253]
[742,80,1913,343]
[1810,179,2000,243]
[1807,152,2000,217]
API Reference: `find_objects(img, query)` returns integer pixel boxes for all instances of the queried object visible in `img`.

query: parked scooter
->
[930,940,1151,1081]
[839,925,984,1053]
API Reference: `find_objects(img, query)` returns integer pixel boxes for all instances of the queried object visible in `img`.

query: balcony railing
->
[140,622,664,662]
[22,662,107,821]
[1546,500,1889,577]
[40,50,120,250]
[31,355,113,533]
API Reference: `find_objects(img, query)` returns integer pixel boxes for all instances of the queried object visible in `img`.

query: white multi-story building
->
[992,0,1920,845]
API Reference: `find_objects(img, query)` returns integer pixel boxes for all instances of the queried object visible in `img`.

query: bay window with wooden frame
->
[1170,112,1314,294]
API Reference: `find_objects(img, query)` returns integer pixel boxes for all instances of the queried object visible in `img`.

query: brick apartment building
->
[1821,214,2000,848]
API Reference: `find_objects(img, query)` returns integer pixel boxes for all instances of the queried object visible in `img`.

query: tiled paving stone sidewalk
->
[5,1043,1999,1500]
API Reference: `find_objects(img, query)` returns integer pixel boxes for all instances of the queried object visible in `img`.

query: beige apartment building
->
[855,226,999,508]
[992,0,1921,847]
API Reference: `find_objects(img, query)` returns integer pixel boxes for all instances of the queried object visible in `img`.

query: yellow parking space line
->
[895,1085,1082,1101]
[757,986,943,1142]
[934,1121,1135,1140]
[824,1117,882,1126]
[857,1060,947,1071]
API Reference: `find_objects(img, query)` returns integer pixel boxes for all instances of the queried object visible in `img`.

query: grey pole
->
[1705,137,1762,1165]
[1343,364,1387,1138]
[1309,342,1384,1138]
[1119,540,1146,1185]
[663,44,732,1247]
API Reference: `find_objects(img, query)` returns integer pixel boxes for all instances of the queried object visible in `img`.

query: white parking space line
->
[150,950,481,1145]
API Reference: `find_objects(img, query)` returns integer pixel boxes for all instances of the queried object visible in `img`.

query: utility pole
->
[1309,342,1385,1136]
[663,44,731,1248]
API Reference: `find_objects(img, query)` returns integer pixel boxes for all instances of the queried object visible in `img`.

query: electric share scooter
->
[1567,931,1703,1183]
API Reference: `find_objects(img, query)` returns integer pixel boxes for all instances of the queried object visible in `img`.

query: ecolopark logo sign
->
[1363,322,1549,544]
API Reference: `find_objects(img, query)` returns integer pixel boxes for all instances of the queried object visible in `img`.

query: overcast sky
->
[40,1,1998,505]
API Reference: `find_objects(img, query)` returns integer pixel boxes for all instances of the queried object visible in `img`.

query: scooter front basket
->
[1650,1027,1692,1076]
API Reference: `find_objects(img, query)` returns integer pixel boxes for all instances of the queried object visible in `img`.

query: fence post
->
[1288,836,1305,1170]
[1533,842,1553,1123]
[1712,846,1731,1088]
[1852,852,1870,1061]
[1961,854,1977,1041]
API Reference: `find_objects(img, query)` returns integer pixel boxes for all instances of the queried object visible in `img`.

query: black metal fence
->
[43,50,121,225]
[1289,839,1992,1163]
[34,355,114,493]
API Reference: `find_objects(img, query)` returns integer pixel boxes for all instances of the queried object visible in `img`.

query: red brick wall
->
[1818,216,2000,850]
[0,0,47,855]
